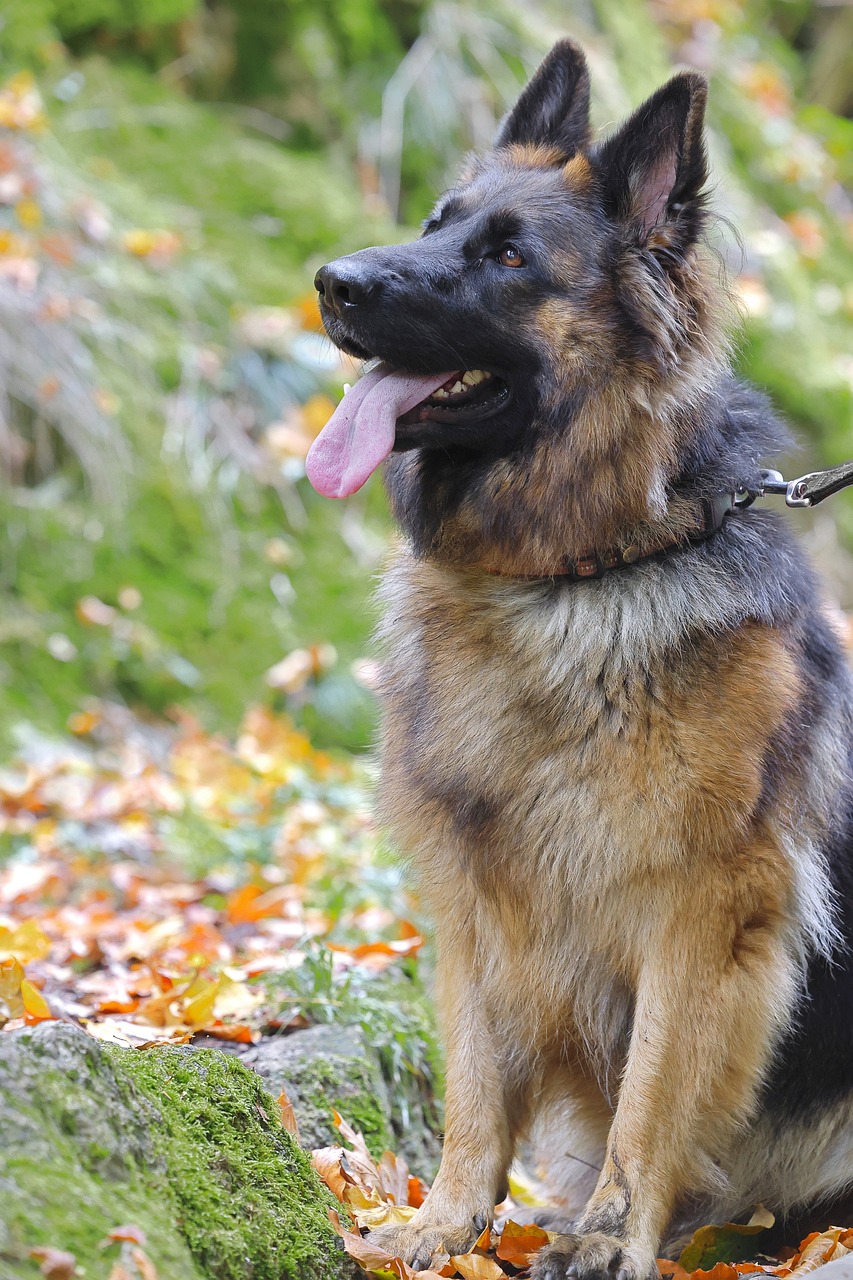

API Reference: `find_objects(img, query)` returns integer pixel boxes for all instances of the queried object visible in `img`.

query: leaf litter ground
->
[2,701,852,1280]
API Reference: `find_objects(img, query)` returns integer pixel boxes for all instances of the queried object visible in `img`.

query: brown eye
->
[497,244,525,268]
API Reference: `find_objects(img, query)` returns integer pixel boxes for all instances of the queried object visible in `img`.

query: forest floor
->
[3,701,853,1280]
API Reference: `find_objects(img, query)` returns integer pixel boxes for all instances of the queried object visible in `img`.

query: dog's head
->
[308,42,727,566]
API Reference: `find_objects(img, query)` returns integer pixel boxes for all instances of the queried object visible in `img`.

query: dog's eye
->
[497,244,525,268]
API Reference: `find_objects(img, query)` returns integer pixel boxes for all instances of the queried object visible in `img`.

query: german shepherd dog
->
[306,40,853,1280]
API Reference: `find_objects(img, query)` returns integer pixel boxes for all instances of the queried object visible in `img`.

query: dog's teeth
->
[342,382,352,395]
[450,380,465,395]
[433,387,450,399]
[462,371,476,387]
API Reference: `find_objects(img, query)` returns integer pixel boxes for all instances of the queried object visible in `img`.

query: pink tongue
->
[305,363,455,498]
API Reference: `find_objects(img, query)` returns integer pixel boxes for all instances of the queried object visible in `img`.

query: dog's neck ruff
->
[482,460,853,581]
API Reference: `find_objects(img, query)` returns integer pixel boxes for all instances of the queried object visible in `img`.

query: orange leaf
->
[204,1023,256,1044]
[408,1175,428,1208]
[496,1219,550,1267]
[103,1224,147,1246]
[278,1088,300,1139]
[312,1147,350,1202]
[225,884,264,924]
[784,1230,853,1277]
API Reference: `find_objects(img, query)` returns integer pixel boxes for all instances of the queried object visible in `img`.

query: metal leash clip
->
[757,462,853,509]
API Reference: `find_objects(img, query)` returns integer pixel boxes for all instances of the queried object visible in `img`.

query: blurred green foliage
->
[0,0,851,752]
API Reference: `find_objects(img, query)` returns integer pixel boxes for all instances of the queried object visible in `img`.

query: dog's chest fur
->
[377,546,803,1059]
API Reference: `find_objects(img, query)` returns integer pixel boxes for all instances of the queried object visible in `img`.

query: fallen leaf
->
[349,1203,418,1231]
[0,919,51,962]
[449,1252,505,1280]
[496,1219,550,1267]
[680,1210,775,1271]
[29,1246,77,1279]
[102,1224,147,1246]
[312,1147,350,1202]
[407,1175,428,1209]
[278,1087,300,1139]
[21,977,53,1020]
[182,979,217,1027]
[780,1229,853,1277]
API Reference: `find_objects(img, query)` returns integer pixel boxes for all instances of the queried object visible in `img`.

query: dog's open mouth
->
[397,368,510,427]
[305,362,511,499]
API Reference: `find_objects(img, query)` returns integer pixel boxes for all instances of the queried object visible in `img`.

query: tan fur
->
[368,549,827,1272]
[563,153,594,188]
[503,141,571,169]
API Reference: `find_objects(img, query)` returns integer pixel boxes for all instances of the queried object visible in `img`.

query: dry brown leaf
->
[781,1230,853,1277]
[449,1252,506,1280]
[278,1087,300,1139]
[326,1208,449,1280]
[311,1146,350,1202]
[379,1149,411,1206]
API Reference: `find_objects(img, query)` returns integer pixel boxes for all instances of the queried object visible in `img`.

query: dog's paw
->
[530,1232,657,1280]
[365,1215,487,1270]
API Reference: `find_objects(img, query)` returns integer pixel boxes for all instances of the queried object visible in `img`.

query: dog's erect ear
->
[594,72,708,244]
[495,39,591,158]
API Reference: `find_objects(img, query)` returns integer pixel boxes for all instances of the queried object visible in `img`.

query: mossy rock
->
[240,1024,393,1158]
[0,1022,358,1280]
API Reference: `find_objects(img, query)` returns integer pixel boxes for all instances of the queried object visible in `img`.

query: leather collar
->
[484,491,737,581]
[483,460,853,582]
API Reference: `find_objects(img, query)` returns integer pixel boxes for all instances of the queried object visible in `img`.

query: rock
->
[238,1021,442,1178]
[814,1259,853,1280]
[242,1023,392,1154]
[0,1022,359,1280]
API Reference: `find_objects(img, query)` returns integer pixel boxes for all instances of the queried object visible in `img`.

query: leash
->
[484,460,853,581]
[736,460,853,510]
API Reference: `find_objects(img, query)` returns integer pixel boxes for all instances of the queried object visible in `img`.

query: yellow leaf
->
[21,978,52,1019]
[449,1253,505,1280]
[349,1202,418,1230]
[15,198,42,229]
[183,980,218,1027]
[212,974,263,1020]
[0,920,51,963]
[0,957,25,1020]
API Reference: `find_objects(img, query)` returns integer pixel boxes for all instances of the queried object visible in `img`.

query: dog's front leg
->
[534,857,796,1280]
[367,940,517,1268]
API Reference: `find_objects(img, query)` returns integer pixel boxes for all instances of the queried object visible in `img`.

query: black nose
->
[315,263,379,318]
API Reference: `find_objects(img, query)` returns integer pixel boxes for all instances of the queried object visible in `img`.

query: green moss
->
[0,1024,355,1280]
[114,1045,353,1280]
